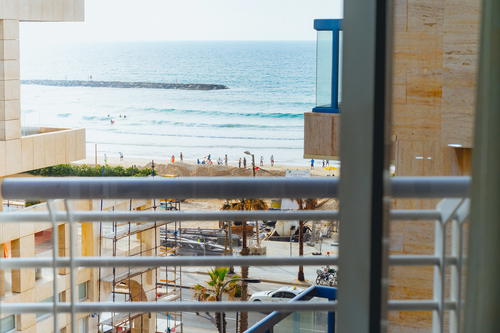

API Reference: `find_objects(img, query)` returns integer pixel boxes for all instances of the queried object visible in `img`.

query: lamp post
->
[241,150,256,332]
[244,151,256,177]
[244,150,259,246]
[217,278,261,333]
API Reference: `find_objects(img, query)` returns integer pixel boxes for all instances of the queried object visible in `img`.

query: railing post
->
[449,218,460,333]
[435,199,466,333]
[338,0,392,332]
[432,216,444,333]
[327,311,335,333]
[465,0,500,331]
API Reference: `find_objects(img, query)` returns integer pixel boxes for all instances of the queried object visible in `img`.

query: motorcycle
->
[315,266,338,286]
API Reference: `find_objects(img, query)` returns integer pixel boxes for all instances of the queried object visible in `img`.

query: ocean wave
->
[87,140,301,150]
[57,113,72,118]
[143,107,303,119]
[143,119,300,129]
[82,115,110,121]
[170,121,301,129]
[102,130,302,141]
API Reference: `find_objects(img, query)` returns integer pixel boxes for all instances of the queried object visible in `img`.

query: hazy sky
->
[20,0,342,43]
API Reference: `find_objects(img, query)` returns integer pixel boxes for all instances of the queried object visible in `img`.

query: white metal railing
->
[0,177,470,333]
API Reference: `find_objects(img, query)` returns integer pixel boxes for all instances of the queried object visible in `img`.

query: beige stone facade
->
[0,0,86,177]
[0,1,88,332]
[303,0,480,331]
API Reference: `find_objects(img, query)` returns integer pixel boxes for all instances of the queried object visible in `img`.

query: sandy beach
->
[75,155,339,177]
[73,154,339,231]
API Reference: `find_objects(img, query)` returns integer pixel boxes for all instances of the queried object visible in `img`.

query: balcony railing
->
[0,176,470,333]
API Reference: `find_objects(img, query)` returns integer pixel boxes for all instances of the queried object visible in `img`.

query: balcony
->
[0,127,85,177]
[304,19,342,160]
[0,176,470,332]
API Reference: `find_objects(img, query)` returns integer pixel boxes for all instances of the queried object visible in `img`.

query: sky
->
[20,0,342,43]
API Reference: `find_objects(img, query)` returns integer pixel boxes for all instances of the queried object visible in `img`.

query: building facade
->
[304,0,480,331]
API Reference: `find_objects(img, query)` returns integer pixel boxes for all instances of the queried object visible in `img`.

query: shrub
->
[28,164,153,177]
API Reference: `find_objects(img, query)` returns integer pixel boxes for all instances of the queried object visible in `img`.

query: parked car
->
[250,286,307,302]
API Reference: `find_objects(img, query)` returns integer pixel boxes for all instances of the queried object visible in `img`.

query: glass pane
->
[0,315,15,333]
[273,311,330,333]
[79,282,88,301]
[316,31,333,108]
[338,31,343,105]
[36,297,54,320]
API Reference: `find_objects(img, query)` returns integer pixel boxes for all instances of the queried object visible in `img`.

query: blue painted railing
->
[313,19,343,114]
[245,285,337,333]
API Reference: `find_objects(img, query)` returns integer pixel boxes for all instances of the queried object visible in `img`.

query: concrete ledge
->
[1,127,85,177]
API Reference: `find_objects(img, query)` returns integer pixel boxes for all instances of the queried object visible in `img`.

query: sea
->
[20,41,316,166]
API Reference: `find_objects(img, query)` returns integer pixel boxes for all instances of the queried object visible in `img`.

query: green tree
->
[193,267,240,333]
[295,199,329,281]
[221,199,268,332]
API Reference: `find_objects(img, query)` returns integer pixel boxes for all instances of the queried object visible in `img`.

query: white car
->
[249,287,306,302]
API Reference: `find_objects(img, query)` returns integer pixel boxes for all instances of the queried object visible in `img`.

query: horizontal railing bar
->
[3,177,338,200]
[0,300,459,313]
[0,256,339,269]
[0,209,443,223]
[0,210,443,224]
[0,255,458,269]
[1,176,470,200]
[387,300,457,311]
[389,255,457,266]
[391,177,469,198]
[0,210,340,223]
[0,301,337,313]
[391,210,441,220]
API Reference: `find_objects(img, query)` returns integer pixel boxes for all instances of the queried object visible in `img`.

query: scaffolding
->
[96,198,183,333]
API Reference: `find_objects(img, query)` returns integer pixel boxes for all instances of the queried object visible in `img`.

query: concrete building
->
[0,0,86,177]
[304,0,480,331]
[0,1,87,332]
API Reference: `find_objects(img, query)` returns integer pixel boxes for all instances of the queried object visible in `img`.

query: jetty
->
[21,79,229,91]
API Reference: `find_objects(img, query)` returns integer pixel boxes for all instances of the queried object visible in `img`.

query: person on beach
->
[224,154,228,166]
[322,160,325,168]
[260,156,264,166]
[119,152,123,161]
[197,159,200,165]
[270,155,275,167]
[171,155,175,163]
[243,157,247,169]
[238,158,242,168]
[310,159,315,169]
[180,152,183,161]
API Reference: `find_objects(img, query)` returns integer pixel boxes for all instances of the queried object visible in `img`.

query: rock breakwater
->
[21,80,229,91]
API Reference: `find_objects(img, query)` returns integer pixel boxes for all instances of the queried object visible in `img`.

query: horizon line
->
[22,39,316,44]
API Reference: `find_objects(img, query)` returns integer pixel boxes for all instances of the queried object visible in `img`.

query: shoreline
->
[74,155,339,177]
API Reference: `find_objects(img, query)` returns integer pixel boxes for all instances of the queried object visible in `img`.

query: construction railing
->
[0,176,470,333]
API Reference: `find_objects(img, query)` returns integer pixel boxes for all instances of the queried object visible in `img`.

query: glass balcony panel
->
[338,31,343,105]
[273,311,329,332]
[316,31,333,108]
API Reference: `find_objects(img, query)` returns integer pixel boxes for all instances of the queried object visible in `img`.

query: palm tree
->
[221,199,268,332]
[295,199,329,281]
[193,267,240,333]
